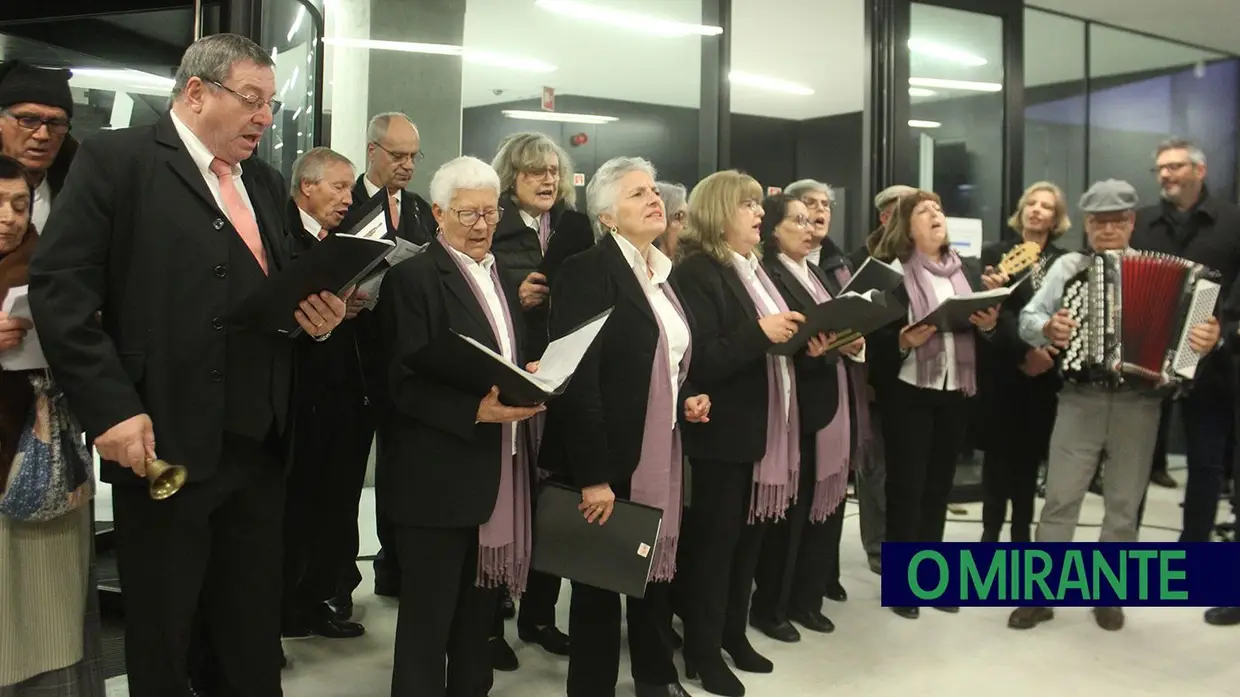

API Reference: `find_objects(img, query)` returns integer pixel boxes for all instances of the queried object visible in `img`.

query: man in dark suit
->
[281,146,369,640]
[350,111,435,598]
[28,34,347,697]
[0,60,78,230]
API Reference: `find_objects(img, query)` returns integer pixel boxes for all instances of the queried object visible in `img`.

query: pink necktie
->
[389,192,400,230]
[209,158,268,275]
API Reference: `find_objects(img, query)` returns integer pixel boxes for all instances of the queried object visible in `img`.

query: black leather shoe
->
[867,556,882,575]
[1205,606,1240,626]
[891,606,919,619]
[931,606,959,614]
[824,582,848,602]
[517,624,570,656]
[789,609,835,633]
[327,593,353,621]
[500,593,516,620]
[684,656,745,697]
[748,615,800,643]
[722,639,773,674]
[635,681,691,697]
[283,604,365,639]
[490,637,519,671]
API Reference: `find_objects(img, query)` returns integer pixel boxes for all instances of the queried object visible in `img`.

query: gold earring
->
[609,225,618,235]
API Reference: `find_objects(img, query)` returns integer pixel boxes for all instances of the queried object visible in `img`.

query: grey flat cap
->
[874,185,917,211]
[1079,179,1139,213]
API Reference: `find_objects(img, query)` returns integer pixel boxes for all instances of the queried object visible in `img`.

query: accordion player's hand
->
[1188,316,1221,354]
[1043,309,1077,348]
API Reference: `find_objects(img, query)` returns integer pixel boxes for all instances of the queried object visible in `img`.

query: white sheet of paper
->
[352,212,389,240]
[454,309,611,393]
[0,285,47,370]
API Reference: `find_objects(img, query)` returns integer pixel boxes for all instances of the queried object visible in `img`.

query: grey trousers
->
[856,406,886,558]
[1036,385,1162,544]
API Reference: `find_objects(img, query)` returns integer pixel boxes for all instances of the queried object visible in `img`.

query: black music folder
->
[532,483,664,599]
[229,233,394,337]
[413,308,612,406]
[770,290,907,357]
[913,286,1013,332]
[840,257,904,295]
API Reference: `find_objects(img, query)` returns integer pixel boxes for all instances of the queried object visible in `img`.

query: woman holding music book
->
[746,194,864,644]
[375,156,544,697]
[669,171,815,697]
[867,190,1002,620]
[538,157,710,697]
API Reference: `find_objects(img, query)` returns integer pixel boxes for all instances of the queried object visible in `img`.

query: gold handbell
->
[146,458,188,500]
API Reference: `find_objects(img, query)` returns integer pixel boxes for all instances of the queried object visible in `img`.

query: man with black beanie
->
[0,60,76,230]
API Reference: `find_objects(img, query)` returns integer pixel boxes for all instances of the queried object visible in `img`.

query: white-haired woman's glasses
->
[450,207,504,226]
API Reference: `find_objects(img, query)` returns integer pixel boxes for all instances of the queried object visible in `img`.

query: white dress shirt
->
[807,246,822,267]
[730,251,793,418]
[364,175,400,222]
[32,179,51,232]
[297,207,324,241]
[444,244,517,452]
[169,110,256,224]
[890,258,959,391]
[519,209,539,231]
[612,233,690,427]
[776,253,867,363]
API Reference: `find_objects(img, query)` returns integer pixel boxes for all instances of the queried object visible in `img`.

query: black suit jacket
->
[350,175,436,246]
[538,235,697,489]
[376,241,527,528]
[867,254,986,396]
[672,251,777,464]
[28,112,295,484]
[762,252,841,435]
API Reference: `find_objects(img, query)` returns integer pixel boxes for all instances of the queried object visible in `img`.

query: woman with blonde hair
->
[976,182,1071,544]
[671,170,813,697]
[868,190,1000,620]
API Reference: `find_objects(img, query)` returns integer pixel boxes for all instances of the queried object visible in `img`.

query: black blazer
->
[349,175,436,246]
[376,240,527,529]
[672,251,776,464]
[539,235,697,489]
[29,112,295,483]
[867,254,986,395]
[762,252,841,435]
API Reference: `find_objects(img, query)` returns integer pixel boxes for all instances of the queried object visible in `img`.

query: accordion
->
[1060,250,1220,389]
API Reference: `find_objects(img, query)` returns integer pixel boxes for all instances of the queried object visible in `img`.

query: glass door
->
[257,0,324,179]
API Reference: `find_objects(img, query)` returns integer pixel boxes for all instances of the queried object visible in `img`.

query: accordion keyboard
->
[1061,279,1091,375]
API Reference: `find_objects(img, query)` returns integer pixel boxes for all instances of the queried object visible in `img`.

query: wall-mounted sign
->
[767,186,782,195]
[573,173,585,186]
[541,86,555,111]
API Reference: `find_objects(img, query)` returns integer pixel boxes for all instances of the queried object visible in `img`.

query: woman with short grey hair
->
[540,156,708,697]
[784,179,835,266]
[656,181,688,258]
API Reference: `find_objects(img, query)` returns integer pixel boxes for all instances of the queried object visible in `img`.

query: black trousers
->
[282,387,374,623]
[567,580,678,696]
[392,526,497,697]
[373,427,401,589]
[112,433,286,697]
[493,476,561,636]
[752,439,845,621]
[980,450,1040,542]
[882,382,969,545]
[1181,387,1235,541]
[679,459,766,662]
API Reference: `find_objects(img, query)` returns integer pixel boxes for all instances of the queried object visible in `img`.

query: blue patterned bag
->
[0,371,94,522]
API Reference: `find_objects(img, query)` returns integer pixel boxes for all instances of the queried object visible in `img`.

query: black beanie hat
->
[0,61,74,117]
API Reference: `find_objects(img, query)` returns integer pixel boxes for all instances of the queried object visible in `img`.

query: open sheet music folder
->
[769,290,907,357]
[413,308,612,406]
[531,483,664,599]
[840,256,904,296]
[913,285,1014,332]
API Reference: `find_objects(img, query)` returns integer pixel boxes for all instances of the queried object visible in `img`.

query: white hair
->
[586,156,658,240]
[658,181,688,215]
[290,147,353,198]
[785,178,835,202]
[428,156,501,209]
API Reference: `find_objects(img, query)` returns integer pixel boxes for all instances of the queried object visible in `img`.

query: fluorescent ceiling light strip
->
[464,50,556,73]
[909,119,941,128]
[907,38,986,66]
[502,110,617,124]
[322,38,556,72]
[535,0,723,37]
[729,72,814,96]
[909,87,936,97]
[910,77,1002,92]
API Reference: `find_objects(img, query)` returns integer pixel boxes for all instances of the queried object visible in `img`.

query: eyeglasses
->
[522,166,560,180]
[801,197,832,211]
[373,142,425,164]
[786,215,812,228]
[1152,161,1191,174]
[209,81,282,114]
[2,110,70,136]
[670,211,688,223]
[741,199,762,212]
[451,207,504,226]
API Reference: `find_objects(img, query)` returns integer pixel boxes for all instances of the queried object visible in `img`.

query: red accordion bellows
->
[1120,255,1192,380]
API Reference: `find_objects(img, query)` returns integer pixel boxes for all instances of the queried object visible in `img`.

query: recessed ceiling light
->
[910,77,1002,92]
[909,87,936,97]
[322,38,556,72]
[908,38,987,66]
[909,119,942,128]
[536,0,723,37]
[502,110,617,124]
[729,72,814,96]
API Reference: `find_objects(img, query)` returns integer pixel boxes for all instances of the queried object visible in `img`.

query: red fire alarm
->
[570,133,588,146]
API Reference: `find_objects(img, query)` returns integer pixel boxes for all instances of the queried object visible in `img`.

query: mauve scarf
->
[903,249,977,396]
[439,236,533,596]
[630,279,692,582]
[828,262,872,467]
[778,256,849,523]
[537,211,552,253]
[731,256,800,523]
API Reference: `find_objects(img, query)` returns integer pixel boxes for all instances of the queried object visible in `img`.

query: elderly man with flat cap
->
[0,61,76,230]
[1009,179,1220,633]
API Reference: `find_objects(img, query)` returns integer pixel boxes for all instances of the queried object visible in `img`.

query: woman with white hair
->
[540,157,709,697]
[377,155,543,697]
[656,181,688,259]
